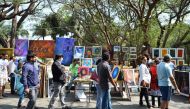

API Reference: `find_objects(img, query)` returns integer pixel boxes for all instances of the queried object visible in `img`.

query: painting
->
[122,47,129,52]
[152,48,160,58]
[92,57,101,65]
[29,40,55,58]
[177,48,184,58]
[123,69,136,86]
[14,39,28,56]
[111,66,121,81]
[92,46,102,57]
[169,48,176,58]
[85,46,93,58]
[113,46,121,52]
[171,60,176,65]
[82,58,92,67]
[55,38,75,66]
[130,47,136,53]
[0,48,14,57]
[177,60,184,66]
[161,48,168,57]
[78,66,90,78]
[129,54,137,59]
[74,46,85,59]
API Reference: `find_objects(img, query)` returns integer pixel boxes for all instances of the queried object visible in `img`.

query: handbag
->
[90,72,99,82]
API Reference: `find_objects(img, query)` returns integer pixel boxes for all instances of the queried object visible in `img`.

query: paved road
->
[0,91,189,109]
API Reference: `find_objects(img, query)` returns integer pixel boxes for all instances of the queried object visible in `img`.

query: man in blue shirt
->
[157,54,180,109]
[22,51,40,109]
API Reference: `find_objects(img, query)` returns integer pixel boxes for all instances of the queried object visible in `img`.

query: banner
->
[55,38,75,66]
[29,40,55,58]
[14,39,28,56]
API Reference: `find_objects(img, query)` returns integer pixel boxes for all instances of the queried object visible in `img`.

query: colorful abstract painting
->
[74,46,85,58]
[169,48,176,58]
[152,48,160,58]
[82,58,92,67]
[0,48,14,57]
[123,69,136,86]
[111,66,121,81]
[85,46,93,58]
[92,46,102,57]
[78,66,90,78]
[29,40,55,58]
[14,39,28,56]
[177,48,184,58]
[55,38,75,65]
[161,48,168,57]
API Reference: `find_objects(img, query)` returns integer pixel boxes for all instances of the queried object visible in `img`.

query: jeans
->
[17,86,25,107]
[48,82,66,108]
[100,88,112,109]
[96,84,102,109]
[26,86,39,109]
[139,87,151,107]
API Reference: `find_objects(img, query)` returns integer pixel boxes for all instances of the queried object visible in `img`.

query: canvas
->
[113,46,121,52]
[74,46,85,59]
[92,46,102,57]
[177,60,184,65]
[14,39,28,56]
[111,66,121,81]
[169,48,176,58]
[152,48,160,58]
[123,69,136,86]
[85,46,93,58]
[29,40,55,58]
[82,58,92,67]
[78,66,90,78]
[161,48,168,57]
[177,48,184,58]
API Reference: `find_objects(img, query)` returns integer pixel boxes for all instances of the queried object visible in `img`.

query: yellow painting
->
[161,48,168,57]
[0,48,14,57]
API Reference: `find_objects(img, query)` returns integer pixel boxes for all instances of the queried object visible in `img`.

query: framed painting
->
[130,47,136,53]
[171,60,176,65]
[0,48,14,57]
[78,66,90,78]
[152,48,160,58]
[92,57,101,65]
[84,46,93,58]
[92,46,102,57]
[169,48,176,58]
[122,47,129,52]
[74,46,85,59]
[177,60,184,66]
[161,48,168,58]
[82,58,92,68]
[123,69,136,86]
[129,54,137,59]
[14,39,28,56]
[111,66,121,81]
[113,46,121,52]
[177,48,184,58]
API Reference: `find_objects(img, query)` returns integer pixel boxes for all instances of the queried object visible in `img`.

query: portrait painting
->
[74,46,85,59]
[14,39,28,56]
[82,58,92,68]
[123,69,136,86]
[92,46,102,57]
[78,66,90,78]
[177,60,184,66]
[85,46,93,58]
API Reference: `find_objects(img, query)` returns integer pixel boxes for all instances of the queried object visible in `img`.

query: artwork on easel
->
[123,69,136,86]
[74,46,85,59]
[82,58,92,68]
[92,46,102,57]
[122,47,129,52]
[152,48,160,58]
[161,48,168,57]
[169,48,176,58]
[111,66,121,81]
[114,46,121,52]
[177,60,184,66]
[130,47,136,53]
[85,46,93,58]
[171,60,176,65]
[177,48,184,58]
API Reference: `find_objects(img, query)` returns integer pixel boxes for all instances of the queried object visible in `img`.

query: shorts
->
[160,86,172,101]
[0,78,6,86]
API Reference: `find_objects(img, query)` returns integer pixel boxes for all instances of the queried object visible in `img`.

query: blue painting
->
[74,46,85,58]
[55,37,75,66]
[111,66,120,81]
[14,39,28,56]
[82,58,92,67]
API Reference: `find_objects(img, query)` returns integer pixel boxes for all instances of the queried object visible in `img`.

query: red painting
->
[29,40,55,58]
[177,49,184,58]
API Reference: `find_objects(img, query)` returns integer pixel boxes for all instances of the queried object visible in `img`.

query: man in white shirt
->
[139,56,151,108]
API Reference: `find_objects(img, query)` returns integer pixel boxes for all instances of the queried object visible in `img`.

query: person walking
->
[22,51,40,109]
[157,54,180,109]
[139,56,151,109]
[48,54,71,109]
[97,52,118,109]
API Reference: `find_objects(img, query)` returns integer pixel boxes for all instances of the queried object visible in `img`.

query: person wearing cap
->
[97,52,118,109]
[21,51,40,109]
[157,54,180,109]
[48,54,71,109]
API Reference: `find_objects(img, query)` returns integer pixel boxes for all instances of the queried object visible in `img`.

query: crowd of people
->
[0,49,181,109]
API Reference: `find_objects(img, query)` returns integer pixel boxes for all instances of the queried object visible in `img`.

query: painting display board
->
[14,39,28,56]
[174,70,190,97]
[29,40,55,58]
[0,48,14,57]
